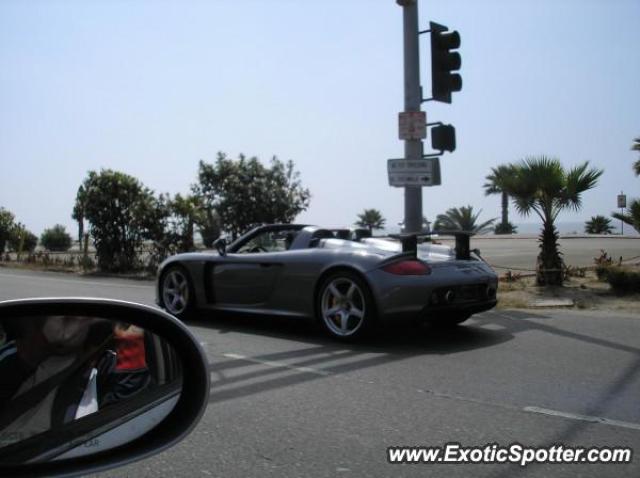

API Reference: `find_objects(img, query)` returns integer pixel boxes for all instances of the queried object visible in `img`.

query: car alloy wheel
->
[162,267,192,317]
[320,275,368,338]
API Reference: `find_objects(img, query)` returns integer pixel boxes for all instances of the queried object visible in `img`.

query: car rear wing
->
[389,230,475,260]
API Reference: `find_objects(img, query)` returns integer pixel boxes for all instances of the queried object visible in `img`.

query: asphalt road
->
[1,268,639,477]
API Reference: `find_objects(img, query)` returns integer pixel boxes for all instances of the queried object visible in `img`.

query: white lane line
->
[216,350,640,433]
[524,406,640,431]
[0,271,152,289]
[221,352,331,377]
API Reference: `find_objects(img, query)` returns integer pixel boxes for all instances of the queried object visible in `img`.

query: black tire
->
[315,271,376,340]
[159,265,196,320]
[429,313,471,329]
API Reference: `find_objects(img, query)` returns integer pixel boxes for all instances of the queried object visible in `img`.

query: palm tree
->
[355,209,386,233]
[584,215,614,234]
[612,200,640,234]
[502,156,603,286]
[632,137,640,176]
[433,205,496,234]
[610,138,640,233]
[484,165,517,234]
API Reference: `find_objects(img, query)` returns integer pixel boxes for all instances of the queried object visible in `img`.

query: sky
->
[1,0,639,236]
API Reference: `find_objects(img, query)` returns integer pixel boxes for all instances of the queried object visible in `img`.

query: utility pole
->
[398,0,423,234]
[392,1,461,233]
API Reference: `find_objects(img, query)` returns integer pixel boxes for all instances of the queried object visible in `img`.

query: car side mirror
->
[213,237,227,256]
[0,298,209,478]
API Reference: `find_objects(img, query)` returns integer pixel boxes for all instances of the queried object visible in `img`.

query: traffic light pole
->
[399,0,423,233]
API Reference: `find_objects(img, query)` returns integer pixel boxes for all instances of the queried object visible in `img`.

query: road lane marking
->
[212,350,640,433]
[523,406,640,431]
[221,352,331,376]
[0,271,152,289]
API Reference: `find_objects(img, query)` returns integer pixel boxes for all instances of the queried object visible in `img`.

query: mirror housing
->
[213,237,227,256]
[0,298,209,478]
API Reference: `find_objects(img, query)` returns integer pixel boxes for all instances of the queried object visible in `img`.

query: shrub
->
[8,224,38,253]
[605,267,640,294]
[594,250,614,280]
[41,224,73,251]
[584,215,614,234]
[494,221,518,234]
[595,266,610,281]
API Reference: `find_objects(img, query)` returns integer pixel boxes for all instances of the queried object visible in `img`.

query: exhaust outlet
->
[444,290,455,303]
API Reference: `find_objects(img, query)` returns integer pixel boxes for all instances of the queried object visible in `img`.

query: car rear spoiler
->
[389,230,475,260]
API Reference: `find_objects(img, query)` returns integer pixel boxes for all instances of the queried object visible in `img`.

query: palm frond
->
[563,161,603,211]
[612,200,640,233]
[434,205,495,234]
[483,165,515,196]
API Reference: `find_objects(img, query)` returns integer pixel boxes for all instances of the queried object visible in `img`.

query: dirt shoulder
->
[497,267,640,313]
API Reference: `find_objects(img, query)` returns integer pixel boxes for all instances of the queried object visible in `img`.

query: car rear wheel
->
[160,266,195,320]
[317,272,374,340]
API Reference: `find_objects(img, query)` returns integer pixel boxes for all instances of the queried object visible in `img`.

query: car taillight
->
[382,260,431,275]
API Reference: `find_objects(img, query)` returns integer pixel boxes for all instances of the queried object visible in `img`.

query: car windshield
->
[236,230,299,253]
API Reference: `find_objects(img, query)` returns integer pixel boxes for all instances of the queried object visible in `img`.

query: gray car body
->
[156,224,498,322]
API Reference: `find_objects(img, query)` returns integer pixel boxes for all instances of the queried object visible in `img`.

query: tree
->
[610,139,640,234]
[156,193,211,254]
[502,156,602,286]
[584,216,614,235]
[73,169,167,272]
[0,208,16,254]
[194,153,311,238]
[196,208,221,248]
[612,200,640,234]
[167,194,199,252]
[632,137,640,176]
[8,223,38,254]
[41,224,73,251]
[355,209,386,232]
[433,205,496,234]
[484,165,517,234]
[72,185,87,243]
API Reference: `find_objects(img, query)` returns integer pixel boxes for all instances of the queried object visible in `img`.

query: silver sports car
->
[156,224,498,339]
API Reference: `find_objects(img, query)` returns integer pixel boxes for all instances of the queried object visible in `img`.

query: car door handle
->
[259,263,273,268]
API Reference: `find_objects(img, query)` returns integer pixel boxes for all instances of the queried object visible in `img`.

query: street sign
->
[617,194,627,208]
[387,158,441,187]
[398,112,426,140]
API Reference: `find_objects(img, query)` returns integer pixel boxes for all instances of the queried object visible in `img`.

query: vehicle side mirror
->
[0,298,209,478]
[213,238,227,256]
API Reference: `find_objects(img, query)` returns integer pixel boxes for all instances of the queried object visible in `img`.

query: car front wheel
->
[160,265,195,320]
[317,272,374,340]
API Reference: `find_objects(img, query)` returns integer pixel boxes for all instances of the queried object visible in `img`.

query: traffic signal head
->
[431,124,456,152]
[430,22,462,103]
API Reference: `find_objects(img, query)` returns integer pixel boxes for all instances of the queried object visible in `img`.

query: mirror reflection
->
[0,314,182,464]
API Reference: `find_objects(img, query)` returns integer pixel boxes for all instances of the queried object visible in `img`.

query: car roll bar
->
[389,230,475,260]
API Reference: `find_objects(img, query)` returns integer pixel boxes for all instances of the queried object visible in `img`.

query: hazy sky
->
[1,0,639,236]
